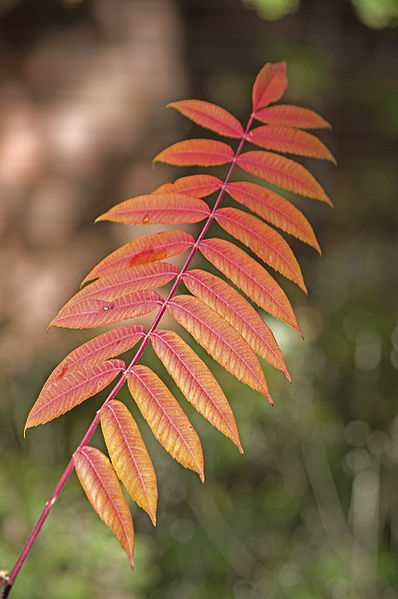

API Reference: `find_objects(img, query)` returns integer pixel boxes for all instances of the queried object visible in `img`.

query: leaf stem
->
[3,112,254,597]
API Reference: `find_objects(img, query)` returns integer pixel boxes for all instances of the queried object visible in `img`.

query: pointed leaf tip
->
[252,62,288,112]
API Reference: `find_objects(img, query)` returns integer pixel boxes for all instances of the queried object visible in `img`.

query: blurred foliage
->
[245,0,398,29]
[1,0,398,598]
[244,0,299,21]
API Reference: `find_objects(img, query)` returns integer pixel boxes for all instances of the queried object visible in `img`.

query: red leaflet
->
[127,365,204,481]
[82,231,194,284]
[154,174,222,198]
[154,139,234,167]
[43,326,145,388]
[225,181,320,252]
[151,330,242,451]
[182,269,289,380]
[74,446,134,566]
[237,150,332,205]
[63,263,178,308]
[254,104,331,129]
[96,193,210,226]
[49,290,162,329]
[252,62,288,112]
[25,359,125,429]
[215,207,306,292]
[101,400,158,525]
[168,295,271,401]
[199,238,301,334]
[247,125,336,163]
[168,99,244,138]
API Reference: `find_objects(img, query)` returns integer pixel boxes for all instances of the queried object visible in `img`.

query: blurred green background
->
[1,0,398,597]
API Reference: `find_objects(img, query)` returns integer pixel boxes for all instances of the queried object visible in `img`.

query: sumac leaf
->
[63,263,178,309]
[247,125,335,163]
[151,329,242,450]
[101,400,157,525]
[127,366,204,481]
[225,181,320,252]
[237,151,332,205]
[168,294,271,400]
[199,238,301,334]
[168,99,244,138]
[254,104,331,129]
[25,359,125,429]
[183,269,289,379]
[49,290,162,329]
[154,139,234,167]
[74,446,134,566]
[252,61,288,112]
[215,207,306,291]
[96,193,211,225]
[82,231,194,284]
[154,174,222,198]
[42,326,145,388]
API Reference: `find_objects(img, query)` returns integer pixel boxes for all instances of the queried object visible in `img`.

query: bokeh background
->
[1,0,398,597]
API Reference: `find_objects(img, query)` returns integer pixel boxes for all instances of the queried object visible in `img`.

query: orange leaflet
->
[49,290,162,329]
[252,62,288,112]
[236,150,332,205]
[101,400,158,525]
[82,231,194,284]
[62,263,179,309]
[168,99,244,138]
[154,174,222,198]
[198,238,301,335]
[225,181,321,253]
[154,139,234,167]
[25,359,125,430]
[247,125,336,163]
[151,330,242,451]
[168,295,271,401]
[96,193,211,226]
[42,326,145,387]
[254,104,331,129]
[74,446,134,566]
[215,207,306,292]
[127,365,204,481]
[182,269,290,380]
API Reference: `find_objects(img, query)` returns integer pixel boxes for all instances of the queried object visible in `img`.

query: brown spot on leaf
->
[56,365,68,380]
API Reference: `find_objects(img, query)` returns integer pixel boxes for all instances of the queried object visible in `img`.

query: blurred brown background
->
[1,1,398,598]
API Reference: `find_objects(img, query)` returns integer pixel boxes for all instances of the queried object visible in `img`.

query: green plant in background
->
[246,0,398,28]
[1,61,334,598]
